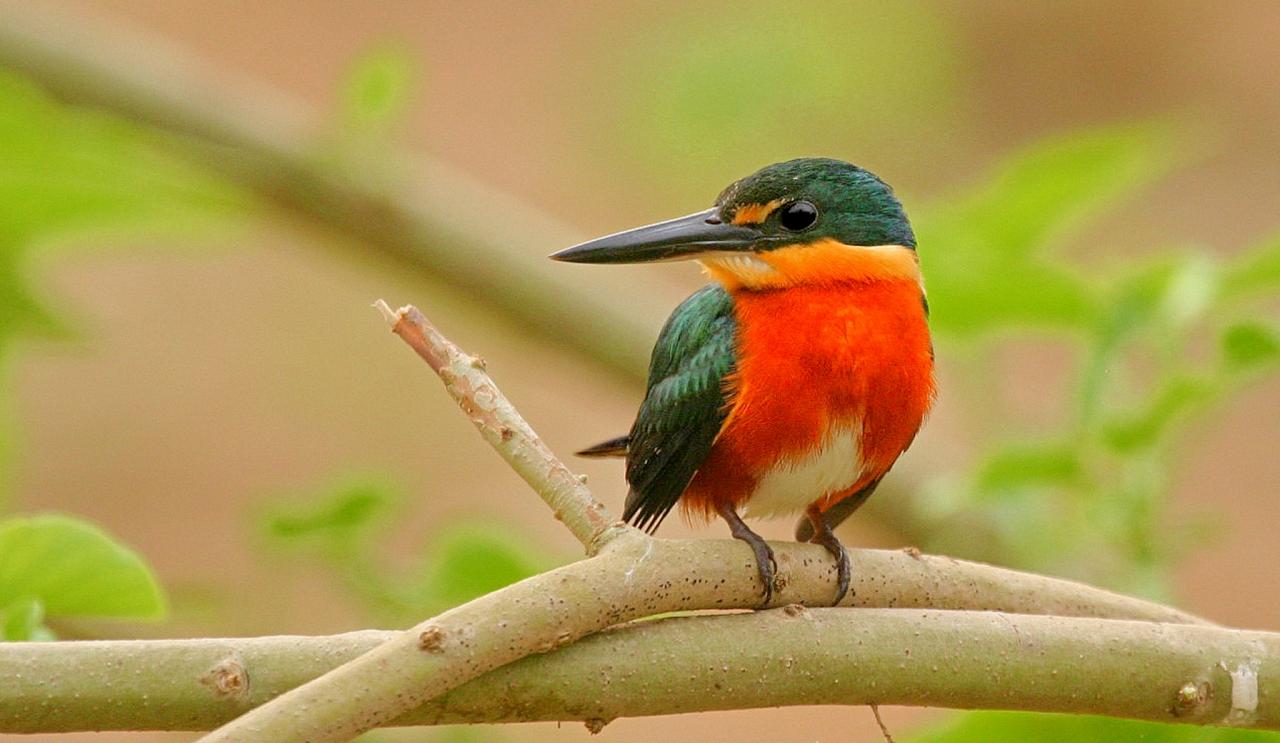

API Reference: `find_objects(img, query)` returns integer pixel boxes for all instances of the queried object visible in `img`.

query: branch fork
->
[6,300,1270,739]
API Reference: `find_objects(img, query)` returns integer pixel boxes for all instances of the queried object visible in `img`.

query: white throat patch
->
[698,253,776,285]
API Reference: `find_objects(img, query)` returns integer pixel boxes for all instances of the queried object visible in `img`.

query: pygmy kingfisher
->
[551,158,935,606]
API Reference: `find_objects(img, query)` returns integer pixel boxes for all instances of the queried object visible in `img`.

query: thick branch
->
[3,610,1274,733]
[377,301,614,550]
[192,536,1206,742]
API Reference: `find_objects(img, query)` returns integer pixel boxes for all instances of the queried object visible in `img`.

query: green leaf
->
[0,73,245,244]
[414,525,548,611]
[1,598,55,641]
[976,441,1084,492]
[0,235,59,339]
[0,515,165,622]
[907,711,1280,743]
[1222,322,1280,371]
[918,122,1181,336]
[928,122,1180,257]
[1102,374,1216,453]
[1221,232,1280,299]
[1109,252,1219,332]
[263,481,394,547]
[341,44,417,132]
[0,72,246,353]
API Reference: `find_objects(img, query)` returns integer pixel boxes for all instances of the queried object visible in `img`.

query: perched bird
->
[551,158,935,605]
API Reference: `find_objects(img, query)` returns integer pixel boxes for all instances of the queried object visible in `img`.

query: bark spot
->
[782,603,807,617]
[1171,680,1212,717]
[418,626,447,652]
[200,657,249,699]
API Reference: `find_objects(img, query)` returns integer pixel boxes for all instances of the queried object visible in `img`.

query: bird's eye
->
[779,200,818,231]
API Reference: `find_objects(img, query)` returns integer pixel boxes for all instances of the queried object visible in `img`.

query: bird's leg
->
[805,504,852,605]
[716,501,777,608]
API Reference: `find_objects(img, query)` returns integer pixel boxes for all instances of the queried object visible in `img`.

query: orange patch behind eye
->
[730,199,785,225]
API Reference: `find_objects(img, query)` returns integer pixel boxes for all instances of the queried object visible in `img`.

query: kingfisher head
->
[551,158,919,290]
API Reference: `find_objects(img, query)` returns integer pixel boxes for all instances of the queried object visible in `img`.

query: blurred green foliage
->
[602,1,958,203]
[260,478,552,624]
[327,43,419,187]
[0,71,246,509]
[890,124,1280,599]
[0,72,245,346]
[340,43,418,136]
[917,122,1180,336]
[0,70,242,642]
[0,514,165,640]
[907,712,1280,742]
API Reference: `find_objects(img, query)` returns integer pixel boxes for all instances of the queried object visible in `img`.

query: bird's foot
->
[806,506,852,605]
[744,534,778,608]
[717,502,778,608]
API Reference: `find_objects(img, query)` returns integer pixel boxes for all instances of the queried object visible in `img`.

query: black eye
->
[779,200,818,231]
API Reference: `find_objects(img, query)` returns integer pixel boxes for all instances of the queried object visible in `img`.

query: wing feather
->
[623,284,738,533]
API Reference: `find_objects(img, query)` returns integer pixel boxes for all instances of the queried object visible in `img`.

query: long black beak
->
[550,208,761,264]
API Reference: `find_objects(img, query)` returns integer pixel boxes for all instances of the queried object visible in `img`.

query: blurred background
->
[1,1,1278,741]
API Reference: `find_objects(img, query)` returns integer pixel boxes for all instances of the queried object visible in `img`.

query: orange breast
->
[681,279,935,520]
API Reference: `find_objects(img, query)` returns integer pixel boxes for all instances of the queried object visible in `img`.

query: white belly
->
[741,423,866,519]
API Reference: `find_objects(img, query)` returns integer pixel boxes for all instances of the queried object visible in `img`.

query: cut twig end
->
[373,299,405,327]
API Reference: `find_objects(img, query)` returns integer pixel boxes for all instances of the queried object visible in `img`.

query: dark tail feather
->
[795,479,882,542]
[575,435,630,458]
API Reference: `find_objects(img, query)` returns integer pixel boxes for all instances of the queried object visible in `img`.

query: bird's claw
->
[825,539,851,605]
[717,503,779,608]
[752,541,778,608]
[806,508,853,606]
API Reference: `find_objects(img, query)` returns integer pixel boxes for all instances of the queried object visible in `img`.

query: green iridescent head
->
[551,157,914,265]
[716,158,915,249]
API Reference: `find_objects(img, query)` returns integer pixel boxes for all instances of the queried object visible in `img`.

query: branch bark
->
[191,535,1214,741]
[4,610,1275,733]
[376,301,614,551]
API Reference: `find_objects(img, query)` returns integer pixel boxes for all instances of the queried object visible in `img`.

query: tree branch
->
[375,301,615,551]
[4,610,1275,733]
[194,302,1211,742]
[192,534,1214,742]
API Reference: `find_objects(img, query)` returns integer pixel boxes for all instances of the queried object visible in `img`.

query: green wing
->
[624,284,738,533]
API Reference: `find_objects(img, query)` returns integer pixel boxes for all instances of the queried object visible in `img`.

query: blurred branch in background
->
[0,3,662,380]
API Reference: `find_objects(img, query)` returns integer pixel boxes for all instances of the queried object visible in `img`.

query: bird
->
[550,158,935,606]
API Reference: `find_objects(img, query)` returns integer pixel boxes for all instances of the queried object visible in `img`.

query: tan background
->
[7,1,1280,741]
